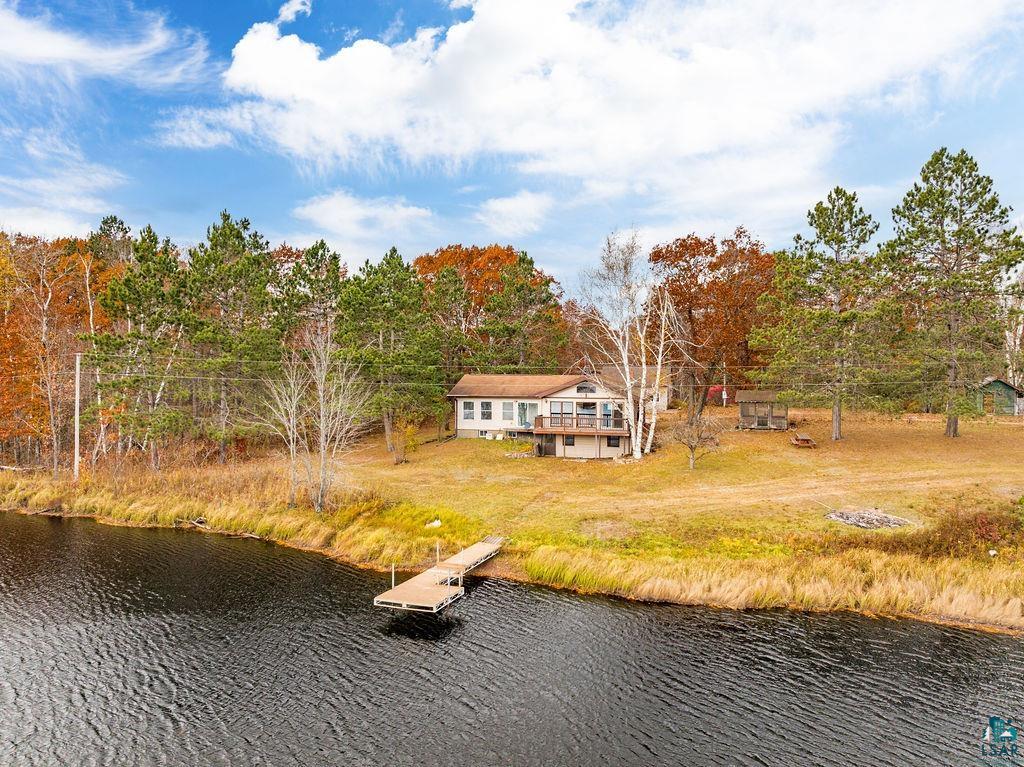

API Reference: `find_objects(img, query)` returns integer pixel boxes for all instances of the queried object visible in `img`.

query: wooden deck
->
[373,536,504,612]
[532,415,629,435]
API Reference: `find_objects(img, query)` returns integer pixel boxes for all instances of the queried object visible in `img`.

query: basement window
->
[606,436,620,448]
[564,435,575,446]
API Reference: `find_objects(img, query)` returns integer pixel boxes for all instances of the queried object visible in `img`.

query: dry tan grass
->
[2,408,1023,629]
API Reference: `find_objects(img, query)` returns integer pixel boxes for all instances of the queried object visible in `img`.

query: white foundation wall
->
[547,434,630,459]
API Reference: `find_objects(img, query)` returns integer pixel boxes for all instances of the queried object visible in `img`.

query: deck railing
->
[533,415,628,432]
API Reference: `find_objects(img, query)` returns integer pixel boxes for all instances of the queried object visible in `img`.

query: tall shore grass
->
[3,409,1024,632]
[0,466,483,569]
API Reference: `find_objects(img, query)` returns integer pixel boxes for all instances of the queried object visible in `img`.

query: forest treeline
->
[1,147,1022,479]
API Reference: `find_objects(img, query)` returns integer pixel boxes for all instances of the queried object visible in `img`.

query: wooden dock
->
[373,536,504,612]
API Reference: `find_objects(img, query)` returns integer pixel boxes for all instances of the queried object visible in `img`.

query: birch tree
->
[1004,266,1024,388]
[579,230,678,459]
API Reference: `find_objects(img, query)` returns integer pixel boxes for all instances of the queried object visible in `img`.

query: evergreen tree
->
[338,247,443,458]
[754,187,887,440]
[276,239,345,333]
[186,212,281,460]
[476,252,565,372]
[95,226,188,468]
[888,148,1024,437]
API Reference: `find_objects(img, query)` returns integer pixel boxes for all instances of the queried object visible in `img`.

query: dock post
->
[391,563,395,588]
[436,541,440,565]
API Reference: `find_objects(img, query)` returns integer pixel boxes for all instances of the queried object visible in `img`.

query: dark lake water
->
[2,512,1023,766]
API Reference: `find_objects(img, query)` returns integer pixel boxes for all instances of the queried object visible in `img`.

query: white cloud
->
[0,207,93,238]
[0,2,209,89]
[0,127,124,238]
[290,189,433,261]
[276,0,312,25]
[162,0,1024,236]
[380,10,406,44]
[0,3,210,238]
[475,190,553,237]
[158,107,236,149]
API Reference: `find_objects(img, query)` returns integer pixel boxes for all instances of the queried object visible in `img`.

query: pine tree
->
[476,252,565,372]
[754,187,887,440]
[95,226,187,468]
[186,212,281,461]
[888,148,1024,437]
[338,247,443,460]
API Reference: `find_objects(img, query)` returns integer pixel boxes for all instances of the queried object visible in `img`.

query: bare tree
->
[1005,266,1024,388]
[672,415,724,470]
[11,237,77,478]
[255,348,309,507]
[300,322,370,514]
[579,230,681,459]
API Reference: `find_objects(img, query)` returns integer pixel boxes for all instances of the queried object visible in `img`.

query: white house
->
[448,373,668,459]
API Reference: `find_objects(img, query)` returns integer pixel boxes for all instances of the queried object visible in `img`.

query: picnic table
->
[791,432,817,448]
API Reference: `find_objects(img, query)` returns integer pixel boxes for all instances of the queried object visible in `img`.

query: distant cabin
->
[736,390,789,430]
[976,377,1024,416]
[447,372,668,459]
[448,374,631,458]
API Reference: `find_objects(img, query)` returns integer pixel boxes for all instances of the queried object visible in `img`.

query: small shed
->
[975,377,1024,416]
[736,390,788,430]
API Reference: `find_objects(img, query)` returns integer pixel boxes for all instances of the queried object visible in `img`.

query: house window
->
[481,401,492,420]
[502,401,513,420]
[462,401,475,420]
[550,401,573,425]
[564,435,575,446]
[607,436,620,448]
[576,383,597,394]
[602,402,623,428]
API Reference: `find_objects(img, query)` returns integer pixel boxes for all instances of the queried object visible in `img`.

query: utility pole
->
[73,352,81,481]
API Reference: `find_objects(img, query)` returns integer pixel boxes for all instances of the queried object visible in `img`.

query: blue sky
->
[2,0,1023,283]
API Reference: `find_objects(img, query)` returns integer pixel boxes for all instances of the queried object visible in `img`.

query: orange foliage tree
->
[414,243,522,318]
[5,235,90,474]
[414,243,568,375]
[649,227,775,420]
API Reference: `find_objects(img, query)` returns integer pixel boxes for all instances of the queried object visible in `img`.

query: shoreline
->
[6,502,1021,638]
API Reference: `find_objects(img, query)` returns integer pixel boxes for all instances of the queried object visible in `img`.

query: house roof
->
[735,390,778,403]
[979,376,1024,396]
[448,374,589,399]
[595,364,670,393]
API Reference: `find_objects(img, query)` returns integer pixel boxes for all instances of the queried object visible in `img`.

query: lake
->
[1,512,1022,766]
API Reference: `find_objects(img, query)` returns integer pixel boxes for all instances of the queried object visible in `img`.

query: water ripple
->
[1,513,1023,766]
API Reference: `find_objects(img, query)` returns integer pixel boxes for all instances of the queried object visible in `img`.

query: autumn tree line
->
[1,147,1022,484]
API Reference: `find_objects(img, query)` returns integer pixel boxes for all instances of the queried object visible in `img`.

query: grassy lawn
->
[3,407,1024,630]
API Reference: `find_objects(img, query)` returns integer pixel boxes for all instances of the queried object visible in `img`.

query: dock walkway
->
[373,536,503,612]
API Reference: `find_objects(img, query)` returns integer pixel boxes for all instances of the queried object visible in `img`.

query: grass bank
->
[3,408,1024,632]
